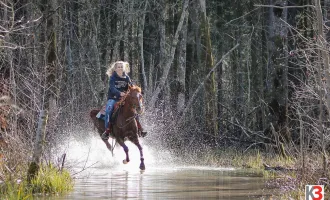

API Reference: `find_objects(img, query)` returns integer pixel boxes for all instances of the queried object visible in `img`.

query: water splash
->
[52,110,209,175]
[52,129,178,175]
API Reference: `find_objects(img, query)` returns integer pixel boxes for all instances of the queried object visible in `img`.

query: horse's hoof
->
[140,164,145,170]
[141,131,147,137]
[123,160,128,164]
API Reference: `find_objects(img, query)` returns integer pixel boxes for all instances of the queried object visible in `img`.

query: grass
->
[0,164,74,200]
[1,181,33,200]
[200,147,329,199]
[31,164,73,194]
[203,147,295,169]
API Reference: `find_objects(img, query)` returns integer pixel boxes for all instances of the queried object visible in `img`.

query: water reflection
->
[38,166,276,200]
[42,135,276,199]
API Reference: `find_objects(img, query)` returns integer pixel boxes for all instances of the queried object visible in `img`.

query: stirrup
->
[101,129,110,140]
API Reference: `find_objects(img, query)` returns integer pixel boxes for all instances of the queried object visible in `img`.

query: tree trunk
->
[86,0,104,104]
[157,0,166,100]
[261,6,268,131]
[149,0,189,108]
[216,2,224,136]
[199,0,217,136]
[315,0,329,175]
[266,0,290,145]
[178,44,239,123]
[187,0,202,124]
[27,110,48,182]
[139,1,148,97]
[109,0,118,63]
[123,0,129,61]
[112,2,122,61]
[99,0,110,76]
[148,54,154,95]
[177,5,188,113]
[324,0,330,42]
[28,0,58,182]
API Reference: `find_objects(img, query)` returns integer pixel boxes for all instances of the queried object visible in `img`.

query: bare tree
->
[177,6,188,113]
[149,0,190,108]
[138,0,148,97]
[315,0,329,175]
[199,0,218,135]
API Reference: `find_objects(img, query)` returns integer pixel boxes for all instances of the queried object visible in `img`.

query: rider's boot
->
[101,124,111,140]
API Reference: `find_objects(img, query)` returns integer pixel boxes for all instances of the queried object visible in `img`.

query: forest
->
[0,0,330,198]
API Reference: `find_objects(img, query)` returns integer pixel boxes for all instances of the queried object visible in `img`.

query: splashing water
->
[40,114,278,200]
[46,132,276,200]
[52,129,178,174]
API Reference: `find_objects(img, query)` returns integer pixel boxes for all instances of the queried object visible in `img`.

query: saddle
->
[95,106,106,120]
[110,103,123,123]
[96,101,124,124]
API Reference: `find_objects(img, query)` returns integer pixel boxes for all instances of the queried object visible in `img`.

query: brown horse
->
[90,85,145,170]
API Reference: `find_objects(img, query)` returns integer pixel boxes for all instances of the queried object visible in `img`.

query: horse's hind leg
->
[117,139,130,164]
[133,140,145,170]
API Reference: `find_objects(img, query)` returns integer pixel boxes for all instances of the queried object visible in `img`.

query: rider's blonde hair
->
[106,61,130,77]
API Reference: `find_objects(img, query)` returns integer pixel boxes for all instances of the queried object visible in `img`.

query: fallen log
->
[263,163,297,172]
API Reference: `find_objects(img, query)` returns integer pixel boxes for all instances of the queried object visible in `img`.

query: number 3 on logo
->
[305,185,324,200]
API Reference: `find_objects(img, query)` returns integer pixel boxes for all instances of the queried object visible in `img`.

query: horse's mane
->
[129,85,142,93]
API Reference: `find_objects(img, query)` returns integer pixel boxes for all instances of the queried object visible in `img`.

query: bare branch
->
[254,4,315,9]
[0,1,11,9]
[177,43,240,124]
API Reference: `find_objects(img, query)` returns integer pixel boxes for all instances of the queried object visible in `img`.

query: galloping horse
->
[90,85,145,170]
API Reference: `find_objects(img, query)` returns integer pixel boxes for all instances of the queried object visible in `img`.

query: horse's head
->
[126,85,144,115]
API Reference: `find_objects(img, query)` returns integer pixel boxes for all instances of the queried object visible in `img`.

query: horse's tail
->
[90,109,105,134]
[90,109,99,119]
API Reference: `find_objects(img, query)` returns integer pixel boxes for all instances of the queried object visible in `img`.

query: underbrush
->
[0,164,74,200]
[201,147,329,199]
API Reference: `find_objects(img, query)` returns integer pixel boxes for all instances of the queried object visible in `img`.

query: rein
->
[117,113,138,129]
[115,88,141,129]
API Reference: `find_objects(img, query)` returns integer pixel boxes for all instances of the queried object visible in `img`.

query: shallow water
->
[37,166,275,200]
[38,135,277,200]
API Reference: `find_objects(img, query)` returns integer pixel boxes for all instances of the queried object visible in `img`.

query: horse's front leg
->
[133,139,145,170]
[117,138,130,164]
[101,138,115,156]
[102,139,112,151]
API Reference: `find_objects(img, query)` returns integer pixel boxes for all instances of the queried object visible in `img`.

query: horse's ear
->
[128,84,133,90]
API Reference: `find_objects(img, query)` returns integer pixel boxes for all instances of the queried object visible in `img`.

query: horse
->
[90,85,145,170]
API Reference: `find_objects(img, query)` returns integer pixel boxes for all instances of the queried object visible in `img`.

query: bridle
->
[116,89,143,129]
[124,89,143,114]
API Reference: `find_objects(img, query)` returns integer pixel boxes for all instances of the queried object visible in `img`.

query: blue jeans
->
[105,99,119,130]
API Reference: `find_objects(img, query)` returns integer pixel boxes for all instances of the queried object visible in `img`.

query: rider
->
[102,61,147,139]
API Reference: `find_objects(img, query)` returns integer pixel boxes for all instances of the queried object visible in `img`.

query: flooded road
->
[43,136,277,200]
